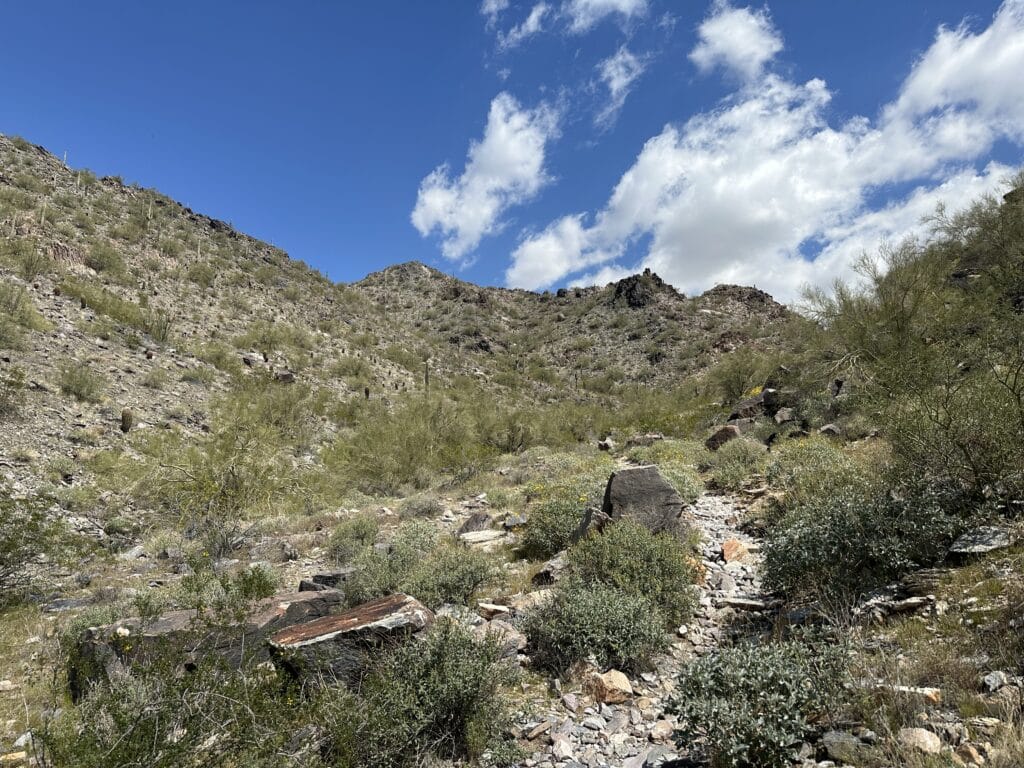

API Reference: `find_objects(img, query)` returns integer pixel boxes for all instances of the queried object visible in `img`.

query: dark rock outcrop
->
[69,590,343,701]
[268,593,433,681]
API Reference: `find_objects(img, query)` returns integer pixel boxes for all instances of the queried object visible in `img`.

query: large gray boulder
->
[268,593,433,681]
[577,465,690,540]
[69,589,344,701]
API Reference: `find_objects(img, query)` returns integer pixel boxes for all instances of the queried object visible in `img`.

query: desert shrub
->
[567,520,697,625]
[0,491,66,603]
[703,437,766,490]
[352,620,519,767]
[520,496,584,560]
[524,581,667,673]
[186,261,217,289]
[141,367,169,389]
[0,365,26,419]
[763,476,973,601]
[707,347,775,404]
[670,637,849,768]
[765,436,861,511]
[403,543,495,609]
[327,513,379,564]
[59,360,106,402]
[84,241,125,274]
[398,493,443,519]
[0,281,49,348]
[345,522,493,610]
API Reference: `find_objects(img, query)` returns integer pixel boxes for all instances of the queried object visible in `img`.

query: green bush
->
[345,620,520,767]
[59,360,106,402]
[327,513,379,564]
[763,476,971,601]
[765,436,861,512]
[345,522,494,610]
[0,365,26,419]
[524,581,667,673]
[0,490,66,602]
[520,496,584,559]
[670,637,849,768]
[84,241,125,274]
[567,520,697,625]
[398,493,443,519]
[703,437,766,491]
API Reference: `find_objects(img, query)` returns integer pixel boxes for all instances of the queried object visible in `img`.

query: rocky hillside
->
[0,132,789,495]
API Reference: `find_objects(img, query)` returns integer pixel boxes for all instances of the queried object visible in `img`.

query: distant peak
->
[609,268,679,308]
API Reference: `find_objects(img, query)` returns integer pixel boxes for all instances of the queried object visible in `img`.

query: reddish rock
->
[721,538,751,563]
[269,593,433,680]
[70,590,343,701]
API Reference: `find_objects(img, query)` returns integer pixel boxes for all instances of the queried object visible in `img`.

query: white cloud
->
[689,1,783,81]
[412,93,560,261]
[481,0,509,29]
[596,46,647,127]
[498,3,550,50]
[564,0,648,33]
[506,0,1024,302]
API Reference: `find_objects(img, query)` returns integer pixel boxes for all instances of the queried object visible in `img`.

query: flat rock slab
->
[70,590,343,701]
[949,526,1012,558]
[269,593,433,680]
[459,529,508,550]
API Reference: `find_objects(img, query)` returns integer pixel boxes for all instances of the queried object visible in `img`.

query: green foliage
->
[703,437,766,491]
[670,637,850,768]
[0,280,49,348]
[567,520,697,625]
[59,360,106,402]
[398,493,443,519]
[765,436,866,516]
[352,621,519,767]
[520,496,584,560]
[345,521,494,610]
[84,241,125,274]
[524,581,667,673]
[0,490,66,602]
[60,278,174,343]
[0,365,26,418]
[763,475,972,601]
[327,513,379,564]
[708,347,775,404]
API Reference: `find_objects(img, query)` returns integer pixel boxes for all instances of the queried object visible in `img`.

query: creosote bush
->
[525,581,667,673]
[763,475,972,601]
[58,360,105,402]
[703,437,766,491]
[327,513,379,564]
[567,520,697,625]
[345,521,494,610]
[670,636,850,768]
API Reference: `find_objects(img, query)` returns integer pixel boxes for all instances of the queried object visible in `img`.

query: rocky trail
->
[516,492,775,768]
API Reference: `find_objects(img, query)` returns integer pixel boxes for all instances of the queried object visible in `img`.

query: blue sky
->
[2,1,1022,301]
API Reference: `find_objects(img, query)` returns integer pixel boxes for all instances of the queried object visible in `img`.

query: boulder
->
[949,527,1012,559]
[583,465,690,540]
[818,423,842,437]
[474,618,526,658]
[820,731,870,764]
[705,425,741,451]
[457,512,493,535]
[597,437,615,451]
[721,538,751,563]
[532,551,567,586]
[297,568,357,592]
[584,669,633,703]
[268,593,433,681]
[69,590,343,701]
[624,432,663,449]
[898,728,941,755]
[773,407,795,425]
[728,388,782,421]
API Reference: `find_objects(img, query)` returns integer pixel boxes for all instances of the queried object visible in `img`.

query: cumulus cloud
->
[506,0,1024,302]
[412,93,560,261]
[564,0,648,33]
[596,46,647,127]
[689,1,783,81]
[498,3,550,50]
